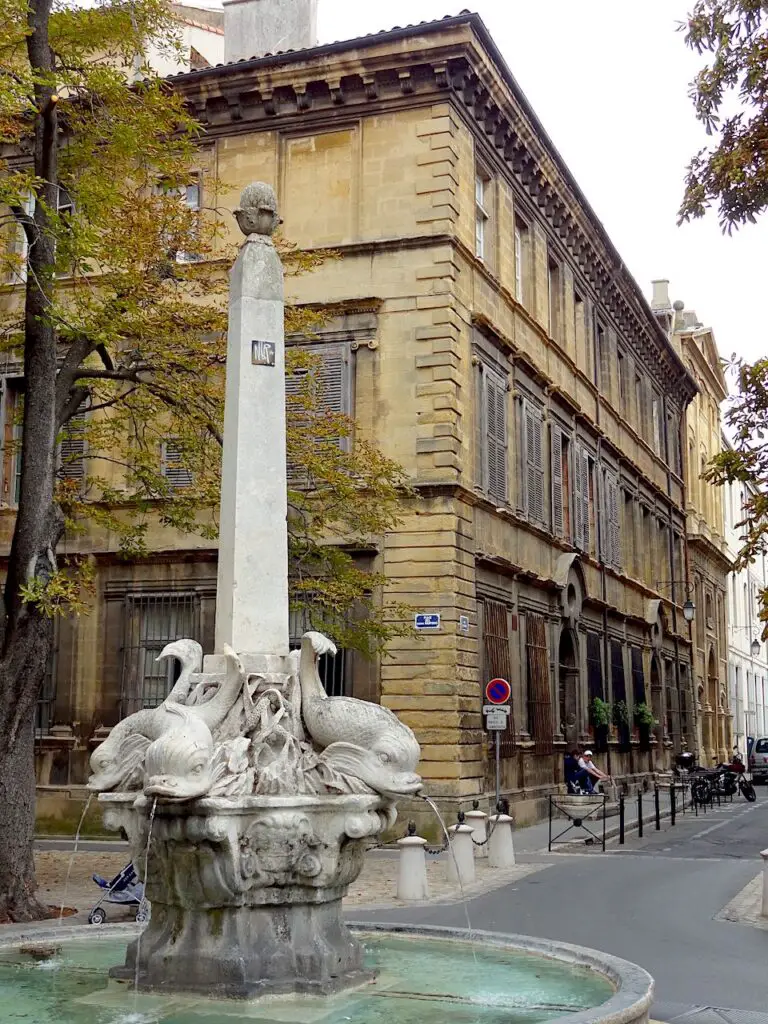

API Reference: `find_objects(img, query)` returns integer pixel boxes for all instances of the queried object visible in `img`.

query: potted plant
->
[612,699,631,750]
[590,697,611,752]
[634,701,657,752]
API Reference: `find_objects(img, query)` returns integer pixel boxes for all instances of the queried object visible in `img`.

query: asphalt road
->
[348,790,768,1022]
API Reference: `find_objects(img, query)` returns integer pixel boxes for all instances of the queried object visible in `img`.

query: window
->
[548,255,562,341]
[290,605,347,696]
[161,440,193,490]
[622,492,636,577]
[596,322,609,393]
[480,599,515,755]
[286,342,353,486]
[474,172,490,260]
[1,378,24,506]
[601,468,621,569]
[158,173,202,262]
[477,363,508,502]
[634,376,647,440]
[611,640,630,749]
[667,410,681,475]
[526,613,553,753]
[523,400,545,525]
[120,591,201,716]
[4,193,34,284]
[617,348,629,408]
[651,391,663,456]
[58,403,88,491]
[574,292,587,371]
[513,218,530,307]
[573,442,592,554]
[550,423,570,540]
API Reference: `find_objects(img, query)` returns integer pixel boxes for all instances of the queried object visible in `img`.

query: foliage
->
[590,697,612,728]
[705,356,768,638]
[612,700,630,727]
[678,2,768,231]
[633,702,658,728]
[0,0,411,919]
[0,0,410,658]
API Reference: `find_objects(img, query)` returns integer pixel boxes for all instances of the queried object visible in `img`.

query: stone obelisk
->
[215,183,289,656]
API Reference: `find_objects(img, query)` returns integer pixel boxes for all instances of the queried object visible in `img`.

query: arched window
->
[705,593,713,625]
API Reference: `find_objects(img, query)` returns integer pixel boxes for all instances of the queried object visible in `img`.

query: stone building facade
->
[3,12,699,827]
[725,473,768,752]
[651,286,732,763]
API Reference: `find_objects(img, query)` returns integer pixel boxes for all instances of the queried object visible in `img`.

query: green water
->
[0,933,613,1024]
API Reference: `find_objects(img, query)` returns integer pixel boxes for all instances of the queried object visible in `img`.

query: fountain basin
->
[0,921,653,1024]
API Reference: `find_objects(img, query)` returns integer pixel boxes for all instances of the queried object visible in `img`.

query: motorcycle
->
[714,759,756,802]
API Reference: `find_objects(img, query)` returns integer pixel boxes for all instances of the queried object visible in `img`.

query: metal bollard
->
[670,783,676,826]
[465,800,489,859]
[637,791,643,838]
[619,794,625,845]
[397,822,429,901]
[654,784,661,830]
[447,819,476,887]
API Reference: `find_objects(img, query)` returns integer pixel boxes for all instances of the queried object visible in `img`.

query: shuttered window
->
[611,640,630,750]
[524,401,545,524]
[481,599,515,756]
[551,423,564,539]
[526,613,553,753]
[573,442,591,553]
[601,469,621,569]
[286,342,353,487]
[161,440,193,490]
[483,367,507,502]
[586,631,607,750]
[59,404,88,486]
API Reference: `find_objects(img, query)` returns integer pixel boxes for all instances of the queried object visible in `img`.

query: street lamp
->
[751,638,761,657]
[655,580,696,623]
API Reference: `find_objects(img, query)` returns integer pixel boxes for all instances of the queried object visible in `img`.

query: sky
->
[309,0,766,369]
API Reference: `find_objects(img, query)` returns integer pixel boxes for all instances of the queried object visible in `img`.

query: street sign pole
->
[495,730,501,811]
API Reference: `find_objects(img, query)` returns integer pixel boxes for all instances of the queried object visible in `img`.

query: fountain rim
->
[97,791,387,811]
[0,919,653,1024]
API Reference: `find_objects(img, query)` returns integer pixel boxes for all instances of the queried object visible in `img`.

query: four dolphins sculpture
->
[88,630,422,802]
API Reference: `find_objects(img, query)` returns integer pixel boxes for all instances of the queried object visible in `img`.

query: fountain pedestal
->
[102,791,391,997]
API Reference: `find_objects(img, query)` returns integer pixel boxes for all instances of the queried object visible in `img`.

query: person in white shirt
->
[578,750,610,789]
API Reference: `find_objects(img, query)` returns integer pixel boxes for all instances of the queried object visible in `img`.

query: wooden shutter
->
[59,404,87,484]
[586,633,604,703]
[631,648,645,707]
[485,369,507,502]
[573,442,584,550]
[286,343,352,485]
[610,478,621,569]
[482,599,515,756]
[524,401,544,524]
[550,423,564,539]
[526,613,553,754]
[611,640,630,750]
[162,441,192,489]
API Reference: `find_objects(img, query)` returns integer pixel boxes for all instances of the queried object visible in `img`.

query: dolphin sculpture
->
[88,644,245,792]
[297,631,422,798]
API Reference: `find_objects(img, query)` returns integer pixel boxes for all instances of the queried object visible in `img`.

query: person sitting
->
[564,749,594,794]
[578,750,610,792]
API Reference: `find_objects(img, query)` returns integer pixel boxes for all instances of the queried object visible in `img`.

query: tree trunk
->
[0,704,48,921]
[0,0,63,921]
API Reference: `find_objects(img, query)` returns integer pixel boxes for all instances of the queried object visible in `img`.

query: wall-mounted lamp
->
[655,580,696,625]
[751,638,761,658]
[683,600,696,624]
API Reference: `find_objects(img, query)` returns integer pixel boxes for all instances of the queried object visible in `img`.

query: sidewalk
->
[513,786,692,853]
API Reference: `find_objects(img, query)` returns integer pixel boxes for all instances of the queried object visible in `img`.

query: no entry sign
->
[485,677,511,705]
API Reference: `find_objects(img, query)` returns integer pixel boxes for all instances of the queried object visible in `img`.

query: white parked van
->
[749,738,768,782]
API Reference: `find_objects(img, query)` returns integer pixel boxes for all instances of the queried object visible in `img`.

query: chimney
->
[223,0,318,63]
[650,279,671,310]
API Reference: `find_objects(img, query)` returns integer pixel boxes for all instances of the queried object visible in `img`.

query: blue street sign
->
[415,613,440,630]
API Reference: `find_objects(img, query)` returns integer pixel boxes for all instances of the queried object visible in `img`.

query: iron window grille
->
[119,591,201,717]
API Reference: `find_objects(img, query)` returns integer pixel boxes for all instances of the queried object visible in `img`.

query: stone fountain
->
[87,182,422,998]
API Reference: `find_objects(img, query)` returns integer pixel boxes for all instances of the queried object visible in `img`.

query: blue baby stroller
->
[88,862,148,924]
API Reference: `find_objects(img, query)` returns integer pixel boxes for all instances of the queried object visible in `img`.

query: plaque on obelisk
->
[214,182,289,656]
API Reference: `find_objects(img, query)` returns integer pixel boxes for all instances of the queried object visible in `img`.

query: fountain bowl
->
[0,919,653,1024]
